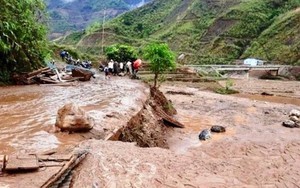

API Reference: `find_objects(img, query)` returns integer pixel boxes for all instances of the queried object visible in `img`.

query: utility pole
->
[101,8,106,54]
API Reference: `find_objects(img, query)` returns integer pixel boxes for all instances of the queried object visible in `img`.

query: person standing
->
[104,66,110,79]
[108,60,114,74]
[126,61,132,75]
[113,61,119,76]
[119,62,124,72]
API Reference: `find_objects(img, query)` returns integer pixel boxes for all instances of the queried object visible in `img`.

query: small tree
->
[105,44,137,62]
[143,43,176,88]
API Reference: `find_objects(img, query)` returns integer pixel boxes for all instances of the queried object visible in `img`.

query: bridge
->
[184,64,281,78]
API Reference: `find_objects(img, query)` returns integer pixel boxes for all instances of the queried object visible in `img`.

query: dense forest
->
[59,0,300,65]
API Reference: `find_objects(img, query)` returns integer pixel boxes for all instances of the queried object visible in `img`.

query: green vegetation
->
[242,7,300,65]
[105,44,138,62]
[64,0,300,65]
[46,0,151,35]
[0,0,49,83]
[143,43,176,87]
[215,79,239,95]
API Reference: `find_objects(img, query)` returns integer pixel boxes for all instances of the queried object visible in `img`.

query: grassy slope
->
[242,8,300,65]
[60,0,300,64]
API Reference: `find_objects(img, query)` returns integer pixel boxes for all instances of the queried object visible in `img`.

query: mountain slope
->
[60,0,300,64]
[242,8,300,65]
[46,0,151,38]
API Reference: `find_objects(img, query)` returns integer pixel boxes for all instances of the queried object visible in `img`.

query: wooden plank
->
[26,67,50,77]
[5,155,39,172]
[41,152,87,188]
[39,77,60,84]
[38,154,73,162]
[39,161,65,167]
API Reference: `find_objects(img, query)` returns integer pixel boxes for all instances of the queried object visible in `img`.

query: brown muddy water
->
[234,93,300,106]
[0,76,144,154]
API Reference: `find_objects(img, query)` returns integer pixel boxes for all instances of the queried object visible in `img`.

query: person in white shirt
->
[119,62,124,72]
[126,61,132,75]
[108,60,114,74]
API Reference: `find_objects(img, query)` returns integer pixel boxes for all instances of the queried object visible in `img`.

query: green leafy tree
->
[143,42,176,88]
[105,44,137,62]
[0,0,48,82]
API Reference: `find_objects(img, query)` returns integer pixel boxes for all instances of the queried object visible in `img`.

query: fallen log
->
[39,77,60,84]
[26,67,50,78]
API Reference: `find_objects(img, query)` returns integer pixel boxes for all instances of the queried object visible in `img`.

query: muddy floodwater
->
[0,75,147,154]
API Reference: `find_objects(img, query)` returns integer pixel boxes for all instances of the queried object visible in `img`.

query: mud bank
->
[113,87,181,148]
[71,82,300,187]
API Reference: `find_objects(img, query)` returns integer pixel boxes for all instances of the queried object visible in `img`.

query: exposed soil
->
[72,79,300,187]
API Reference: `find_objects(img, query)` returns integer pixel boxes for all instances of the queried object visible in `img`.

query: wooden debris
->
[41,151,88,188]
[5,154,39,172]
[12,66,93,85]
[38,154,72,162]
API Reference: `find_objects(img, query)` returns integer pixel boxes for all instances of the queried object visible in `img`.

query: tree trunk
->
[154,73,158,88]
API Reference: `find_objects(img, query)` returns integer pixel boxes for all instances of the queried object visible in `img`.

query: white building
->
[243,58,264,66]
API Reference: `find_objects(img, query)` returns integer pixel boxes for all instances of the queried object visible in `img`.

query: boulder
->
[55,103,94,132]
[199,129,211,141]
[211,125,226,133]
[282,120,299,128]
[289,109,300,118]
[72,67,94,81]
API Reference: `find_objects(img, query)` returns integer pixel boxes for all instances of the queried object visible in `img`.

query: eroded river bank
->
[1,76,300,187]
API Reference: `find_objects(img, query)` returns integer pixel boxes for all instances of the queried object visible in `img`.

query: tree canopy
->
[105,44,137,62]
[0,0,49,82]
[143,42,176,87]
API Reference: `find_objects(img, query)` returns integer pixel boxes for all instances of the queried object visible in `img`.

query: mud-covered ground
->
[72,79,300,187]
[1,76,300,187]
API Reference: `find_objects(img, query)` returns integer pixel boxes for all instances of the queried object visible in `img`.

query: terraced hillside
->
[59,0,300,65]
[46,0,151,38]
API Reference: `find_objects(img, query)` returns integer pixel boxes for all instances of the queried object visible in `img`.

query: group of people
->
[102,59,141,79]
[60,50,92,69]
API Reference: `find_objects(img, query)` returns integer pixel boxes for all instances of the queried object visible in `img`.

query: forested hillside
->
[46,0,151,38]
[60,0,300,65]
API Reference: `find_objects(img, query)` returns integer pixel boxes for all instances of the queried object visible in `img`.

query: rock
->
[261,92,274,96]
[55,103,94,132]
[211,125,226,133]
[282,120,299,128]
[290,116,299,123]
[72,67,94,81]
[289,109,300,117]
[199,129,211,140]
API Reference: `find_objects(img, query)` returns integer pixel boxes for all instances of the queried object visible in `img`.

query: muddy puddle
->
[167,110,235,154]
[234,93,300,106]
[0,76,145,154]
